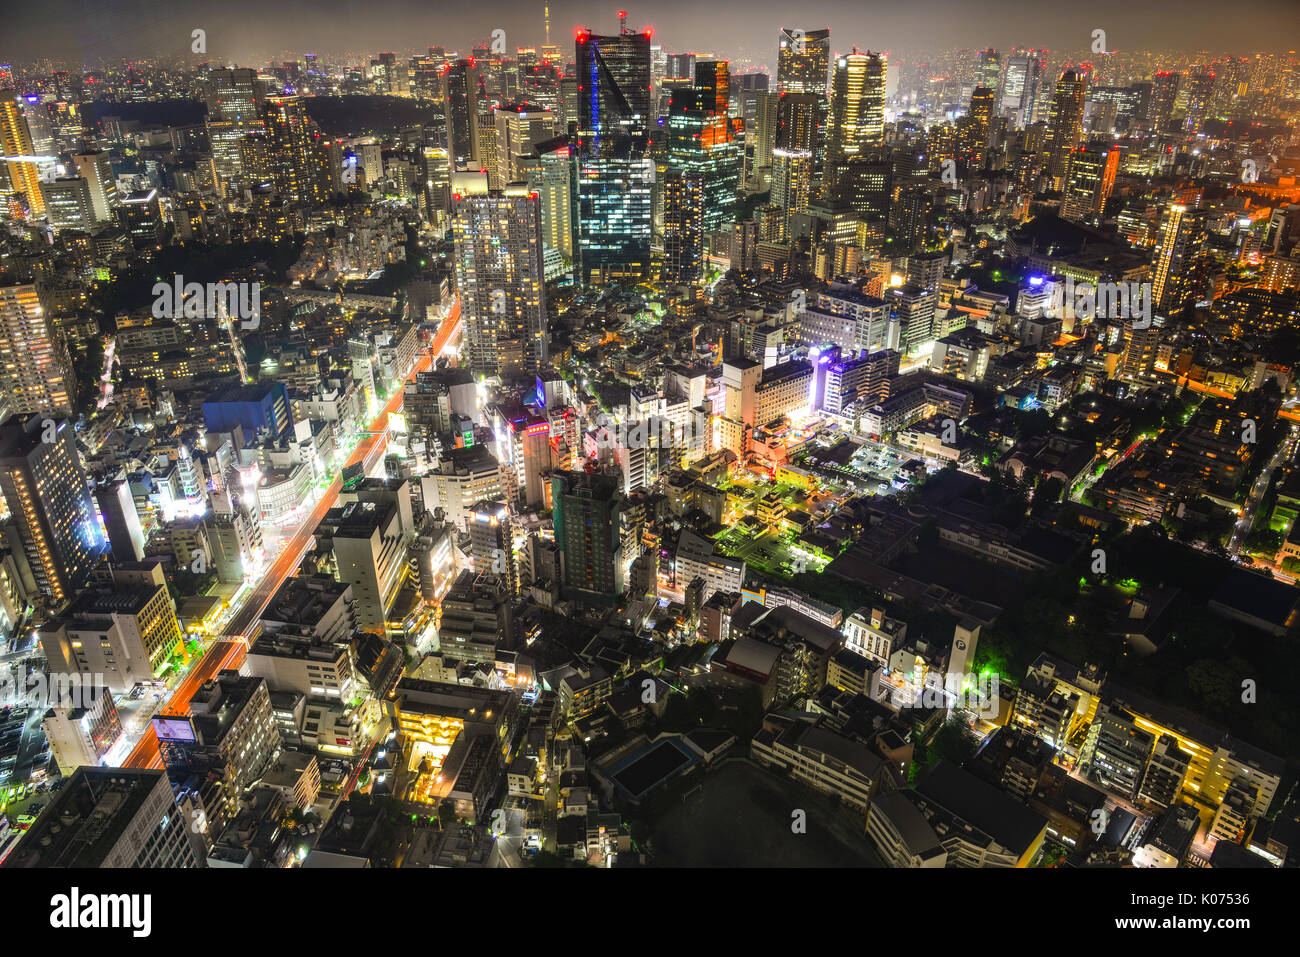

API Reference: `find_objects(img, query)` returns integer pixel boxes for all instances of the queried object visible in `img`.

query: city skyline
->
[3,0,1300,67]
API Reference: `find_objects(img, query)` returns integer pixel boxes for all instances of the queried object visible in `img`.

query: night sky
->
[4,0,1297,66]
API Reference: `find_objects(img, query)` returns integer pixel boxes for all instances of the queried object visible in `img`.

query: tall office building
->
[0,414,103,606]
[575,24,653,154]
[203,68,264,190]
[775,91,820,153]
[665,86,740,232]
[1147,71,1180,131]
[443,59,481,167]
[258,95,333,207]
[965,85,996,166]
[976,48,1002,97]
[453,181,549,378]
[574,23,654,284]
[420,144,452,223]
[1000,51,1043,128]
[752,89,781,175]
[662,170,704,284]
[1040,70,1088,192]
[473,111,500,188]
[494,103,554,186]
[770,147,813,239]
[39,177,94,231]
[551,468,625,606]
[71,151,119,222]
[776,27,831,94]
[828,50,886,160]
[1152,203,1209,312]
[2,768,203,868]
[575,153,654,283]
[1062,142,1119,220]
[0,90,44,215]
[0,282,74,415]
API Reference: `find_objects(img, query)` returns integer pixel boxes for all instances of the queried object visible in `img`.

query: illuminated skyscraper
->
[976,48,1002,96]
[0,282,74,415]
[770,147,813,241]
[965,85,995,165]
[443,59,482,168]
[665,84,740,232]
[494,103,554,186]
[575,154,654,282]
[1147,71,1180,131]
[662,170,703,284]
[575,23,653,155]
[574,20,654,283]
[1152,203,1208,312]
[0,90,44,215]
[0,414,103,607]
[535,141,575,260]
[258,96,333,207]
[71,151,119,222]
[1061,142,1119,220]
[203,68,263,191]
[420,144,452,223]
[1000,51,1043,128]
[775,91,820,153]
[452,182,549,378]
[776,27,831,94]
[1040,69,1088,192]
[775,27,830,171]
[828,50,886,160]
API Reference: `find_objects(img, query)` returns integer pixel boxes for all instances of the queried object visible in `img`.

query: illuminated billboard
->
[152,717,196,742]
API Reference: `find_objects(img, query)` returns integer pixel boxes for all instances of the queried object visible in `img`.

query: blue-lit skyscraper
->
[574,17,655,283]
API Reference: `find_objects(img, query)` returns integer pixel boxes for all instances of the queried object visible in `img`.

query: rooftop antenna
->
[619,9,628,34]
[545,6,550,46]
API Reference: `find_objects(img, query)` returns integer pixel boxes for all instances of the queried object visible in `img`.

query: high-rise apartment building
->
[0,414,101,606]
[0,90,45,215]
[1152,203,1208,312]
[452,181,549,377]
